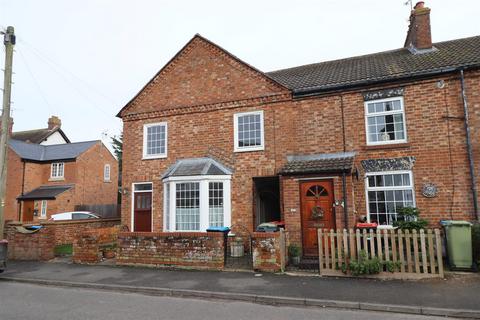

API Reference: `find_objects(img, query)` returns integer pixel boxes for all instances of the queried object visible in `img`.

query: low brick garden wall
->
[52,218,120,246]
[252,230,286,272]
[117,232,225,270]
[73,226,120,264]
[4,218,121,261]
[5,223,56,261]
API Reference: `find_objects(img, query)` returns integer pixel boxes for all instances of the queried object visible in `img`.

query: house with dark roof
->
[117,2,480,262]
[4,126,118,222]
[11,116,70,145]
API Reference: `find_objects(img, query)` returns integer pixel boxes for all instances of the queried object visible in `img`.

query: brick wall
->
[3,218,120,261]
[4,150,24,221]
[252,231,285,272]
[117,231,225,270]
[5,222,55,261]
[73,226,119,264]
[51,218,120,246]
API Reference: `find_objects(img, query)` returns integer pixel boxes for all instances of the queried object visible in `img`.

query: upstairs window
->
[51,162,64,179]
[234,111,264,152]
[365,97,407,145]
[143,122,167,159]
[104,164,111,181]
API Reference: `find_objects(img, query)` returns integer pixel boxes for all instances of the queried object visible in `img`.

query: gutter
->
[459,69,479,221]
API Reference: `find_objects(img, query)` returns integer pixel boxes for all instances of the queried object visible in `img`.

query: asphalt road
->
[0,282,453,320]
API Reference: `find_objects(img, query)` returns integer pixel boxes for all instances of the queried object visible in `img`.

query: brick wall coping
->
[252,232,281,238]
[119,231,224,238]
[7,218,120,227]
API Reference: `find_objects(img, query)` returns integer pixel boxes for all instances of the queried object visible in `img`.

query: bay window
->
[163,176,231,232]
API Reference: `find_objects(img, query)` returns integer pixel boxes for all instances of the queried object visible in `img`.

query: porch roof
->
[279,152,356,175]
[17,185,73,201]
[162,157,232,179]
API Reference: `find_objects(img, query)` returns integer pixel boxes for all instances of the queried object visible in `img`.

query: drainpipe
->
[340,95,349,229]
[459,69,479,221]
[342,171,348,229]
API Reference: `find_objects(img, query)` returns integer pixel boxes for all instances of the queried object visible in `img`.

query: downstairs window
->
[163,176,231,232]
[365,171,415,225]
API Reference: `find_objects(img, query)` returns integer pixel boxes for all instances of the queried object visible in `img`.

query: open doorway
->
[253,176,281,228]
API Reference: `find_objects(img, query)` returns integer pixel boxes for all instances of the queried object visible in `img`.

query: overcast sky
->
[0,0,479,145]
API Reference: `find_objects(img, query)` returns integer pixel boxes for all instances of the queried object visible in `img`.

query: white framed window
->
[40,200,47,218]
[364,97,407,145]
[104,164,111,181]
[234,111,264,152]
[163,176,231,232]
[143,122,167,159]
[51,162,64,179]
[365,170,415,226]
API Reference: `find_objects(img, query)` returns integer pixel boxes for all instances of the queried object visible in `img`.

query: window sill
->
[49,177,65,182]
[363,142,410,151]
[104,180,112,183]
[142,155,167,160]
[234,147,265,153]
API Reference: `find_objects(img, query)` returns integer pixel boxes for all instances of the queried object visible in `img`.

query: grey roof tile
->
[162,157,232,178]
[17,185,73,200]
[280,152,356,175]
[266,36,480,93]
[9,139,97,161]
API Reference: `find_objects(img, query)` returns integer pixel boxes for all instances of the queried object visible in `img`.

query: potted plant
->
[288,244,301,265]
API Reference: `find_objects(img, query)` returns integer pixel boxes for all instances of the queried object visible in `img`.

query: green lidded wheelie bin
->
[440,220,473,270]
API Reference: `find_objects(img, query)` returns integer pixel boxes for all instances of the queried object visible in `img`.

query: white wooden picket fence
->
[318,228,444,279]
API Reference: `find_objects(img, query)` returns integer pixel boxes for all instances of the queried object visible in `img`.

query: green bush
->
[54,244,73,256]
[348,251,382,276]
[393,207,428,230]
[288,244,301,257]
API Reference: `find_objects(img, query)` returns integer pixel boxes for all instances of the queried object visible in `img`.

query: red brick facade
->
[119,35,480,255]
[5,141,118,221]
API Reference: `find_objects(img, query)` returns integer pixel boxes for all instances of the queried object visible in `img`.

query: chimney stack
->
[404,1,433,52]
[47,116,61,130]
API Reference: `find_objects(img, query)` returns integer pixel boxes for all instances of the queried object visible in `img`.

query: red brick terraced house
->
[118,3,480,259]
[4,117,118,222]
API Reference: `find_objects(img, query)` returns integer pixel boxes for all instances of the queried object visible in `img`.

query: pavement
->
[1,261,480,318]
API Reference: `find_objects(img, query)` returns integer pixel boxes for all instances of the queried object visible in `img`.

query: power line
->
[18,37,118,106]
[16,41,115,121]
[16,47,56,114]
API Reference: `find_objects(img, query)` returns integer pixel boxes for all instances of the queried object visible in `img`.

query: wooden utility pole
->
[0,26,15,239]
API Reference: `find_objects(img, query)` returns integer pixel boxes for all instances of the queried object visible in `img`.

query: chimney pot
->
[47,116,61,130]
[415,1,425,9]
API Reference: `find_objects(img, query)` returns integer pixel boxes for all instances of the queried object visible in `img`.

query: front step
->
[298,257,319,270]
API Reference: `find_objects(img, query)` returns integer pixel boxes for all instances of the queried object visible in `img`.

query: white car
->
[49,211,100,221]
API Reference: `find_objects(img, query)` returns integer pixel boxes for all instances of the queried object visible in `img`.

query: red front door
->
[300,180,335,257]
[133,192,152,232]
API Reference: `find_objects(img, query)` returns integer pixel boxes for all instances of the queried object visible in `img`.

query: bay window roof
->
[162,157,232,179]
